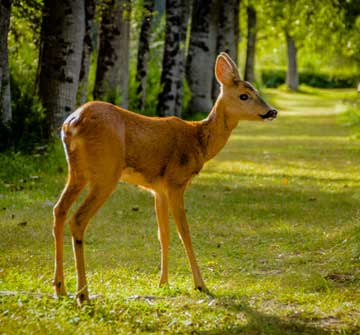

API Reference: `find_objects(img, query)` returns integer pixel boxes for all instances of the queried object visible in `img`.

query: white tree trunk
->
[213,0,240,99]
[0,0,12,125]
[38,0,85,135]
[186,0,219,115]
[94,0,131,109]
[157,0,189,117]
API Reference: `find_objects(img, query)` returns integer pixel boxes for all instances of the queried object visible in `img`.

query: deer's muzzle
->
[260,109,278,121]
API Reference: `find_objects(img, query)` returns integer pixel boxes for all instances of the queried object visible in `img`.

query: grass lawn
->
[1,88,360,334]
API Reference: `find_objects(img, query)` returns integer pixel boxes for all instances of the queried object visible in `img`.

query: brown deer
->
[53,52,277,304]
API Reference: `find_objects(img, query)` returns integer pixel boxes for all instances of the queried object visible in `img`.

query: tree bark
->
[0,0,12,126]
[217,0,238,62]
[186,0,219,115]
[174,0,191,117]
[94,0,131,108]
[135,0,155,112]
[213,0,240,100]
[157,0,190,117]
[286,32,298,91]
[38,0,85,136]
[234,0,240,60]
[244,5,256,83]
[78,0,96,105]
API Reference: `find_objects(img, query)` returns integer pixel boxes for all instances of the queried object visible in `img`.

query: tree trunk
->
[157,0,189,117]
[217,0,238,62]
[0,0,12,126]
[174,0,191,117]
[186,0,219,115]
[38,0,85,136]
[94,0,131,109]
[244,5,256,83]
[234,0,240,60]
[286,32,298,91]
[135,0,155,112]
[213,0,239,99]
[118,0,131,108]
[78,0,96,105]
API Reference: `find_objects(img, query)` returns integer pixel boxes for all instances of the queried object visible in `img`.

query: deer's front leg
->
[154,192,170,287]
[168,186,208,292]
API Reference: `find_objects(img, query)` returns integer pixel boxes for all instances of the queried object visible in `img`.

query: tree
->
[244,4,256,83]
[259,0,345,91]
[0,0,12,127]
[186,0,219,115]
[78,0,96,105]
[216,0,239,62]
[38,0,85,136]
[213,0,240,99]
[174,0,191,117]
[285,32,298,91]
[157,0,190,117]
[94,0,131,108]
[135,0,155,112]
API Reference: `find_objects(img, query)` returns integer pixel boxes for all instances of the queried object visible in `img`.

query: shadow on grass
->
[200,304,348,335]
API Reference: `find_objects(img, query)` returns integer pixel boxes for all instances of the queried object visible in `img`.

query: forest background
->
[0,0,359,151]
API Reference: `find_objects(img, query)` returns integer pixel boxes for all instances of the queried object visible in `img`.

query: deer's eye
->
[240,94,249,101]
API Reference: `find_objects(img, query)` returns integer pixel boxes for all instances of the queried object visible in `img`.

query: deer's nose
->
[269,109,278,118]
[260,109,278,120]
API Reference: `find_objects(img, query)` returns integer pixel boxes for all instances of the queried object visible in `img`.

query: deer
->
[53,52,278,304]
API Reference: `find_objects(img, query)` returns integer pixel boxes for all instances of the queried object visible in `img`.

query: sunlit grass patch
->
[1,88,360,334]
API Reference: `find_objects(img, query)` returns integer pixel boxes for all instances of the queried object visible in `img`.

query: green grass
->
[1,88,360,334]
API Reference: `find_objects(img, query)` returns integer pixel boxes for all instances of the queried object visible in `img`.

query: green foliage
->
[5,0,46,152]
[261,68,286,88]
[342,100,360,137]
[261,68,358,89]
[128,14,165,116]
[249,0,359,79]
[9,75,46,152]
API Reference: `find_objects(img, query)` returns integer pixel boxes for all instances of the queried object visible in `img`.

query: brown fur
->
[53,52,277,303]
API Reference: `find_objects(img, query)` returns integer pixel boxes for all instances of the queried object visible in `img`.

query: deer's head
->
[215,52,277,122]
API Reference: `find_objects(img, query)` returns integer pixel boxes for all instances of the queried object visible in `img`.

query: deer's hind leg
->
[69,175,120,304]
[53,173,86,296]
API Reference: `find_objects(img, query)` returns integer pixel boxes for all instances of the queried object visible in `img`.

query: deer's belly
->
[120,167,159,192]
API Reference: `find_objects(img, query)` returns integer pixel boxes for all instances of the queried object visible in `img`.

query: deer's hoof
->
[195,285,210,295]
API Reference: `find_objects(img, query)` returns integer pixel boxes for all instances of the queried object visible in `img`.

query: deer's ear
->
[215,53,240,86]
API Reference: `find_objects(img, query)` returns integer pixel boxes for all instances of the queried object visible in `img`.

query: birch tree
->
[38,0,85,135]
[186,0,219,115]
[94,0,131,108]
[213,0,240,99]
[157,0,190,117]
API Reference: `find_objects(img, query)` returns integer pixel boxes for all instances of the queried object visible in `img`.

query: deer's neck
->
[199,98,238,162]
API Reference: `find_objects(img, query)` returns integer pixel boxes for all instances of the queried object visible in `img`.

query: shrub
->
[261,68,287,88]
[8,73,46,152]
[261,68,358,89]
[342,100,360,136]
